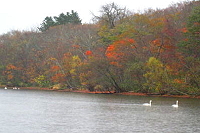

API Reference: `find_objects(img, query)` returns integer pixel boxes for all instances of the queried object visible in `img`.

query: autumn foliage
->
[85,50,93,56]
[0,1,200,96]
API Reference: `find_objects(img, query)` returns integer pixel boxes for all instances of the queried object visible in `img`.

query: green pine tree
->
[38,10,82,32]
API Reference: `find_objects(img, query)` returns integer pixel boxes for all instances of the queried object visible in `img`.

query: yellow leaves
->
[34,75,46,85]
[35,75,46,82]
[149,17,165,29]
[165,65,173,71]
[144,57,173,93]
[49,57,57,61]
[70,69,76,75]
[146,57,164,68]
[71,55,81,68]
[81,82,87,86]
[33,75,50,87]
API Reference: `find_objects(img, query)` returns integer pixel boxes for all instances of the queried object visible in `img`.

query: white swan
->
[172,100,178,107]
[4,87,7,89]
[143,100,152,106]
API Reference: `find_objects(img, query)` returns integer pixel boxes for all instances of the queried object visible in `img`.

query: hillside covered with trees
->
[0,1,199,96]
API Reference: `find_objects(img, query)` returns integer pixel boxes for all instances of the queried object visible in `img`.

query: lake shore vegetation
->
[0,1,200,97]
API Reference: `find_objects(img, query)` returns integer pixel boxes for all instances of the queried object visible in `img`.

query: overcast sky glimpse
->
[0,0,186,34]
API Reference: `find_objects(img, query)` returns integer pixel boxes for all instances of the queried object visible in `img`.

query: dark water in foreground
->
[0,88,199,133]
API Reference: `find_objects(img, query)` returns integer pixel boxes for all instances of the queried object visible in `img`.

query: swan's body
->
[172,100,178,107]
[4,87,7,89]
[143,100,152,106]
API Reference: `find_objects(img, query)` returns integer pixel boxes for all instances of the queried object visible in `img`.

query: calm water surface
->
[0,88,199,133]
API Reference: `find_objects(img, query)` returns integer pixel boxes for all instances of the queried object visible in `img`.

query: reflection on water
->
[0,89,199,133]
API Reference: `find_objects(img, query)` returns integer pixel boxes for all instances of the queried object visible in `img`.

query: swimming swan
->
[143,100,152,106]
[4,87,7,89]
[172,100,178,107]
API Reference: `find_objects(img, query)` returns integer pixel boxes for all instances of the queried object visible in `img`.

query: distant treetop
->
[38,10,82,32]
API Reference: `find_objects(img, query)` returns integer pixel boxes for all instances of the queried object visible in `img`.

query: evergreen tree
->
[38,16,56,32]
[38,10,82,32]
[69,10,82,24]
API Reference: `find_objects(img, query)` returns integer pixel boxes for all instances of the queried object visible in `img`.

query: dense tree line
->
[0,1,199,96]
[38,10,82,32]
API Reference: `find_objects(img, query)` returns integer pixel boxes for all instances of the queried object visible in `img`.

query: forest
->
[0,1,199,96]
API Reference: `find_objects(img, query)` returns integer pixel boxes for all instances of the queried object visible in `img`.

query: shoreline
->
[2,87,200,99]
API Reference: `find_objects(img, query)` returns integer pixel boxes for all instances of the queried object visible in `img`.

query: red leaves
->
[106,52,124,59]
[151,38,176,51]
[173,79,185,84]
[4,64,18,80]
[6,64,17,70]
[106,38,136,66]
[51,73,65,83]
[152,39,161,46]
[127,38,135,44]
[106,44,121,60]
[114,38,135,45]
[71,44,80,49]
[179,28,188,33]
[106,44,117,58]
[110,61,121,67]
[51,66,60,72]
[107,44,115,51]
[85,50,93,56]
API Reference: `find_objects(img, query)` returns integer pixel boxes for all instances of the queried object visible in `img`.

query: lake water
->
[0,88,199,133]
